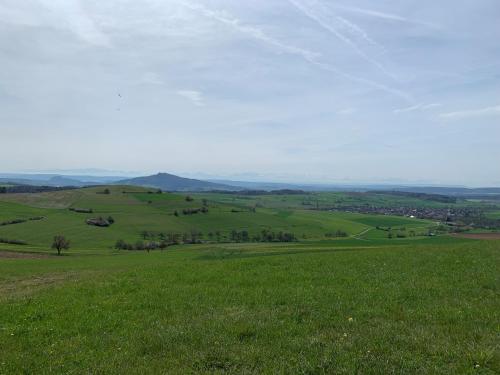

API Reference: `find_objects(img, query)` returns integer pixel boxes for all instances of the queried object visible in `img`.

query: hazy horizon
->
[1,168,499,188]
[1,1,499,185]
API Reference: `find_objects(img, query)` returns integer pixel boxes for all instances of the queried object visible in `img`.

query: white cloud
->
[177,90,205,106]
[38,0,111,47]
[138,72,164,86]
[439,105,500,120]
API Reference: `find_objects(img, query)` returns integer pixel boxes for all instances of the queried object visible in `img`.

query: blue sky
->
[0,0,499,185]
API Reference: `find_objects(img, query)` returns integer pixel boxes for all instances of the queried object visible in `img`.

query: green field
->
[486,211,500,219]
[0,186,440,252]
[0,187,499,373]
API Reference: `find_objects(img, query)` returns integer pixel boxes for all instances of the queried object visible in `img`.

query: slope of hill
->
[117,173,240,192]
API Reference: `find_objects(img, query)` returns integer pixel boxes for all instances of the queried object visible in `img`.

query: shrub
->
[86,217,111,227]
[69,208,93,213]
[0,238,27,245]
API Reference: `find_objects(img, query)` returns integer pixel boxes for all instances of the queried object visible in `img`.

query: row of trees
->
[135,229,298,246]
[324,230,348,238]
[232,229,297,243]
[115,239,169,252]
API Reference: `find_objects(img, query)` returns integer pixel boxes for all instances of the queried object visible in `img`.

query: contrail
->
[183,1,412,103]
[288,0,396,80]
[333,4,439,29]
[334,15,383,51]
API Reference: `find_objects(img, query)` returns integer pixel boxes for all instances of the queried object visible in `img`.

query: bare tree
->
[52,235,70,256]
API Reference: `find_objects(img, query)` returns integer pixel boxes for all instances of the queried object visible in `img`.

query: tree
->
[103,188,111,195]
[0,187,6,194]
[52,235,70,255]
[185,195,194,202]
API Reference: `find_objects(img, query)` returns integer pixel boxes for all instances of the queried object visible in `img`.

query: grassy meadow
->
[0,186,439,252]
[0,187,499,373]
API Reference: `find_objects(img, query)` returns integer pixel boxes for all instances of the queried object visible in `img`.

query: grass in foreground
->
[1,239,499,374]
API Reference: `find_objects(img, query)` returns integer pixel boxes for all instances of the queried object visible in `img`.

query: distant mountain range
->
[2,172,500,196]
[0,173,123,187]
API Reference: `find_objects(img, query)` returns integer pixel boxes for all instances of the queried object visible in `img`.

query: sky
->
[1,0,499,186]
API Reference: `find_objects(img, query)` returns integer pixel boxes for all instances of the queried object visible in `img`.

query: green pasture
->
[0,239,498,373]
[0,186,499,373]
[0,187,440,252]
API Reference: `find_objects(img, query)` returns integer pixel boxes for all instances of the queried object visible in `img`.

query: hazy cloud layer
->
[0,0,499,185]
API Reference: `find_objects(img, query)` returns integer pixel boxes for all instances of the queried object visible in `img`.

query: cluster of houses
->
[331,205,489,226]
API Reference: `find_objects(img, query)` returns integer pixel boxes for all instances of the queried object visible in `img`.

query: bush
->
[69,207,93,213]
[182,208,208,215]
[86,217,111,227]
[0,238,27,245]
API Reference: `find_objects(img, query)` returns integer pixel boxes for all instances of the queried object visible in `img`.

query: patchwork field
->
[0,186,440,252]
[0,187,499,373]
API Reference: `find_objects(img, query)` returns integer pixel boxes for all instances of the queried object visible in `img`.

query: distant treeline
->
[371,190,457,204]
[0,185,78,194]
[0,217,45,226]
[209,189,308,196]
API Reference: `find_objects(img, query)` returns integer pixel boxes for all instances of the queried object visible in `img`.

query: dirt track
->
[452,233,500,240]
[0,251,49,259]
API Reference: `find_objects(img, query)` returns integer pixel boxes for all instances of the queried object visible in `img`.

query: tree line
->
[115,228,298,251]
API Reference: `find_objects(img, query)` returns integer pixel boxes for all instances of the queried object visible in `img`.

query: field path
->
[352,227,372,241]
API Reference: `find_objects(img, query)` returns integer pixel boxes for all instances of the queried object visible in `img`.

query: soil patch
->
[0,250,50,259]
[452,233,500,240]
